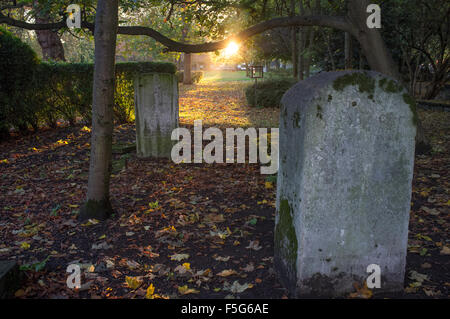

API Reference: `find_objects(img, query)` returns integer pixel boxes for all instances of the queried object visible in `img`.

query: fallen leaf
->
[170,253,189,261]
[409,270,428,286]
[217,269,238,277]
[348,282,373,299]
[214,256,231,262]
[178,285,199,295]
[224,281,254,294]
[125,276,143,290]
[440,246,450,255]
[246,240,262,251]
[145,284,155,299]
[241,263,255,272]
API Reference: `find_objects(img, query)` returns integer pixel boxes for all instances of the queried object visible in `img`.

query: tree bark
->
[346,0,430,152]
[183,53,192,84]
[33,1,65,61]
[346,0,399,79]
[290,0,298,79]
[345,32,353,69]
[297,0,305,80]
[79,0,119,221]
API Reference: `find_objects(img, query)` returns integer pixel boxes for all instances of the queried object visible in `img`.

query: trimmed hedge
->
[245,79,297,108]
[0,27,40,137]
[0,29,177,140]
[176,71,203,83]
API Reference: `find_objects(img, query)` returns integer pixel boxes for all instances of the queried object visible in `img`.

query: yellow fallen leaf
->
[15,289,25,297]
[20,242,30,250]
[182,263,191,270]
[178,285,199,295]
[98,234,106,239]
[265,181,273,189]
[125,276,143,290]
[145,284,155,299]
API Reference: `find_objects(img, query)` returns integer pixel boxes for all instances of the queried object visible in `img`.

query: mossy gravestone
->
[134,73,179,158]
[275,71,417,297]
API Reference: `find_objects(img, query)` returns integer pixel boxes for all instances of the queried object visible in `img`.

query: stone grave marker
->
[275,71,417,297]
[134,72,179,158]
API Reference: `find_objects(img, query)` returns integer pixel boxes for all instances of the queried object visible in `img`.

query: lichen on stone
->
[293,112,301,128]
[378,78,403,93]
[316,105,323,119]
[402,93,418,126]
[275,198,298,277]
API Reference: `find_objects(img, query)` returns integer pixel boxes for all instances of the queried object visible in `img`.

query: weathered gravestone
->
[134,73,179,158]
[0,261,20,298]
[275,71,417,297]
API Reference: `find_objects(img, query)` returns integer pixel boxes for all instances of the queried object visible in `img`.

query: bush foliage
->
[0,29,177,140]
[245,79,297,108]
[176,71,204,83]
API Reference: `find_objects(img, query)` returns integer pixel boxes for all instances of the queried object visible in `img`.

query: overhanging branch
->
[0,12,353,53]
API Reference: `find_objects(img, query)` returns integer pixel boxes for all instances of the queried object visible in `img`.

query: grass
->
[201,70,297,83]
[201,70,251,83]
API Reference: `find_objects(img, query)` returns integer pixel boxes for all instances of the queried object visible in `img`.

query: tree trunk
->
[347,0,399,79]
[79,0,119,221]
[290,0,298,79]
[304,27,314,78]
[33,1,65,61]
[347,0,430,153]
[183,53,192,84]
[345,32,353,69]
[297,0,305,80]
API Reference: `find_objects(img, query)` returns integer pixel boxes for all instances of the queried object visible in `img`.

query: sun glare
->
[224,41,240,57]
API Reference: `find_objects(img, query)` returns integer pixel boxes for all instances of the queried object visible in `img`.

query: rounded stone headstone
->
[275,71,417,297]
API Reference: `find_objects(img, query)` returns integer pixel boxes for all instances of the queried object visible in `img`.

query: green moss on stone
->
[332,72,375,95]
[378,78,403,93]
[275,199,298,276]
[403,93,418,126]
[293,112,301,128]
[316,105,323,119]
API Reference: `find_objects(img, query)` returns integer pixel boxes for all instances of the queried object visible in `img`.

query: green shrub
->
[245,79,297,108]
[176,71,203,83]
[0,27,40,138]
[0,30,177,139]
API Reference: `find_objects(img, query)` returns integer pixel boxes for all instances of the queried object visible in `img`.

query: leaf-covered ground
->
[0,82,448,299]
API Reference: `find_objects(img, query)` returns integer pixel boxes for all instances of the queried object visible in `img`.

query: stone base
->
[136,132,175,158]
[0,261,20,299]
